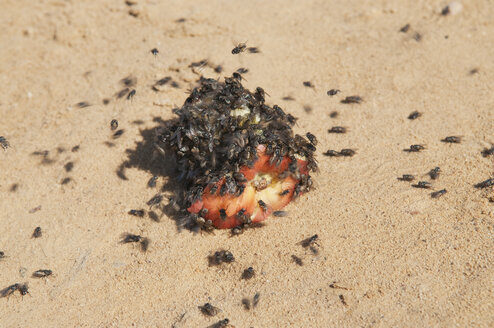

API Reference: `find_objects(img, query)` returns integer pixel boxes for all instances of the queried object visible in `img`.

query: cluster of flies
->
[155,71,317,234]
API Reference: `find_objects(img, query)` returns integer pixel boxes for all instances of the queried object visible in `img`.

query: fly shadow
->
[116,116,196,231]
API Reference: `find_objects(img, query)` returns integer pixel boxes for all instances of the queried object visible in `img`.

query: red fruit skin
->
[188,145,308,229]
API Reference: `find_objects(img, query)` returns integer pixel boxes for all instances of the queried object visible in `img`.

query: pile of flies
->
[120,233,150,252]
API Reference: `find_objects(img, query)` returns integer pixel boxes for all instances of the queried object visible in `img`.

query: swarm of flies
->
[155,75,317,231]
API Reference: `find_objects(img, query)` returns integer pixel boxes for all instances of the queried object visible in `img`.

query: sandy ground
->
[1,0,493,327]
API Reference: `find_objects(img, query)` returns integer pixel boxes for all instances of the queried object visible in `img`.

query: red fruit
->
[188,145,308,229]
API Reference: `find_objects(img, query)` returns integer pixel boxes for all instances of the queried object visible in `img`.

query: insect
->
[71,145,80,152]
[0,251,4,259]
[231,226,243,235]
[327,89,340,96]
[103,98,110,105]
[148,211,160,222]
[247,47,260,53]
[209,250,235,265]
[116,88,130,98]
[441,5,451,15]
[236,67,249,74]
[301,234,320,254]
[0,136,9,150]
[32,227,42,238]
[273,210,288,217]
[474,178,494,189]
[1,284,19,298]
[61,177,72,185]
[303,105,313,113]
[209,318,230,328]
[282,96,295,101]
[128,209,145,217]
[199,302,220,316]
[400,24,411,33]
[398,174,415,181]
[413,181,432,189]
[170,81,180,88]
[110,119,118,130]
[408,111,421,120]
[258,200,268,212]
[64,161,74,172]
[33,269,53,278]
[323,150,340,157]
[121,76,137,87]
[328,126,347,134]
[127,89,136,100]
[329,111,339,118]
[428,167,441,180]
[121,234,142,243]
[232,72,244,81]
[413,32,422,41]
[232,42,247,54]
[339,294,347,306]
[147,194,163,207]
[76,101,91,108]
[341,96,362,104]
[340,149,356,157]
[214,65,223,73]
[120,234,150,251]
[241,298,251,310]
[303,81,314,88]
[219,208,227,221]
[441,136,461,143]
[150,48,159,56]
[431,189,447,198]
[306,132,317,145]
[253,292,260,307]
[291,255,303,266]
[254,87,268,103]
[242,267,255,280]
[18,283,29,296]
[404,144,425,152]
[156,76,171,86]
[481,146,494,157]
[147,175,158,188]
[301,234,319,248]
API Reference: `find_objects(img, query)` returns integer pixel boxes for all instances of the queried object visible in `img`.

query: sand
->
[1,0,493,327]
